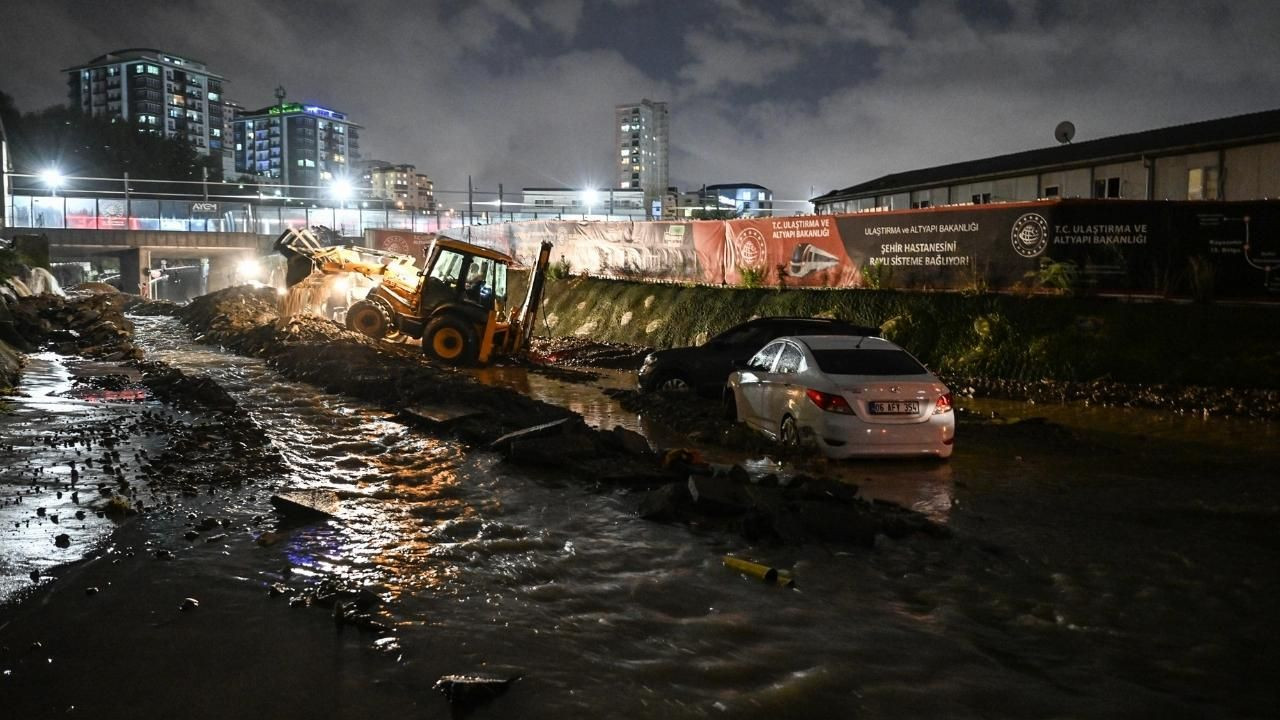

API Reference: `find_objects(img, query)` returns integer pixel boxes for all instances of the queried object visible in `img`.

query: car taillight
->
[933,392,953,414]
[805,388,853,414]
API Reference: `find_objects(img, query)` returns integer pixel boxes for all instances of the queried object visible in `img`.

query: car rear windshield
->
[812,349,929,376]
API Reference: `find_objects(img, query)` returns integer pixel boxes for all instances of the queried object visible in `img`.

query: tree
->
[0,91,19,144]
[691,207,740,220]
[0,91,217,192]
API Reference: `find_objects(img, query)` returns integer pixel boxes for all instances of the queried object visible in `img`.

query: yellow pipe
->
[723,556,795,588]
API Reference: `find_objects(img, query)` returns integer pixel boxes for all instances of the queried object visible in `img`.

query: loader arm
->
[274,227,422,294]
[505,241,554,354]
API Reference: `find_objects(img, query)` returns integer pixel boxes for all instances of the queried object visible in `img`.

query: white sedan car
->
[727,335,954,459]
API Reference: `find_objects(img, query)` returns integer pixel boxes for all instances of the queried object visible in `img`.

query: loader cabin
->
[414,237,530,366]
[421,238,512,315]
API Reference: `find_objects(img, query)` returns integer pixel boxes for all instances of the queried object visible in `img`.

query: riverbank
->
[539,277,1280,389]
[533,277,1280,418]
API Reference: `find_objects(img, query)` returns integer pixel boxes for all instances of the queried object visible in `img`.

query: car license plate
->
[869,400,919,415]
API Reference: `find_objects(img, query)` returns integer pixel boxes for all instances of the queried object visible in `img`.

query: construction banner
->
[366,228,437,259]
[441,220,703,280]
[435,199,1280,297]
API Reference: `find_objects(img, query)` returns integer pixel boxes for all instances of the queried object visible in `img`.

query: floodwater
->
[3,316,1278,718]
[0,354,168,602]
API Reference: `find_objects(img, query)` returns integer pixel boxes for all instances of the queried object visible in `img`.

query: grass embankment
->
[539,277,1280,389]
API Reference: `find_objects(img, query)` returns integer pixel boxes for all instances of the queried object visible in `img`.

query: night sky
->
[3,0,1280,209]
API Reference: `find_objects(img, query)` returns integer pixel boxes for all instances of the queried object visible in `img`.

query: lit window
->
[1187,167,1219,200]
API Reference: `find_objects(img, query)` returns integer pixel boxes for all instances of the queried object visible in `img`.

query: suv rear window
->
[812,349,928,376]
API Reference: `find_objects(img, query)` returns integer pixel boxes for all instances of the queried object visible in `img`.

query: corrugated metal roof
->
[815,107,1280,202]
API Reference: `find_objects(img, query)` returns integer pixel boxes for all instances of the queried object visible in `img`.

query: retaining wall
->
[538,277,1280,389]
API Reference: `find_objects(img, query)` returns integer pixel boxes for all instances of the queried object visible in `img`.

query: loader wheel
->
[424,317,478,366]
[346,299,392,339]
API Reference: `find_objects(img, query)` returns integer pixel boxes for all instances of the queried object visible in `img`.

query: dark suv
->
[637,317,881,395]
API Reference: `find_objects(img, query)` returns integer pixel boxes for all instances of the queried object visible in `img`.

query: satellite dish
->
[1055,120,1076,144]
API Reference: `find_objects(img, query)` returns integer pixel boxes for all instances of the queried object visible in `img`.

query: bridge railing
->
[4,192,656,238]
[3,192,460,236]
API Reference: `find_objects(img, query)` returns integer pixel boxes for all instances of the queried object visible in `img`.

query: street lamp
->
[40,168,65,196]
[581,188,599,219]
[330,178,353,205]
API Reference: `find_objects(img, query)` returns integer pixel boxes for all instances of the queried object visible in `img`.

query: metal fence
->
[3,192,659,238]
[3,193,457,236]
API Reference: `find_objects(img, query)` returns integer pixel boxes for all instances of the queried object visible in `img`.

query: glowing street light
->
[581,188,599,217]
[330,177,353,204]
[40,168,65,196]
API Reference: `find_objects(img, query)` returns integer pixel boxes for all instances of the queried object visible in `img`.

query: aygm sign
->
[190,202,219,214]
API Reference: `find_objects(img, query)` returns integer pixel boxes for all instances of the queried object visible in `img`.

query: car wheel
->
[721,389,738,421]
[779,415,800,448]
[423,316,478,366]
[656,372,691,392]
[346,299,392,339]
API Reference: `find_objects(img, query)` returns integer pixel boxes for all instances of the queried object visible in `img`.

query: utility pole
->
[467,175,474,226]
[202,166,209,201]
[123,172,131,223]
[498,183,504,221]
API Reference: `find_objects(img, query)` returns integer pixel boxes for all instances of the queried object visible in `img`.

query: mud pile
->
[122,297,182,316]
[527,336,651,369]
[177,286,944,546]
[7,291,142,361]
[178,288,572,441]
[610,387,782,454]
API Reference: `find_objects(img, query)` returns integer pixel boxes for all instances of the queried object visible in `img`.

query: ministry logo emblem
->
[1010,213,1049,258]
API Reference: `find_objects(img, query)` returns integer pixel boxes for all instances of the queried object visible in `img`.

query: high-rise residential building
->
[614,99,669,216]
[368,163,436,211]
[64,49,227,163]
[220,99,244,181]
[232,101,361,198]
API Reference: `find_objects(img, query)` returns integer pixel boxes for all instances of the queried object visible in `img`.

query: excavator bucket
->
[273,227,326,288]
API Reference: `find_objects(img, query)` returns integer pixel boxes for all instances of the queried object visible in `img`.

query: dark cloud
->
[2,0,1279,208]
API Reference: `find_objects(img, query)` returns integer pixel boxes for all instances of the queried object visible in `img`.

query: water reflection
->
[0,354,168,603]
[470,365,645,433]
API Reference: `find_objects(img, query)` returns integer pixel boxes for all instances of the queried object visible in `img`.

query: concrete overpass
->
[0,227,271,296]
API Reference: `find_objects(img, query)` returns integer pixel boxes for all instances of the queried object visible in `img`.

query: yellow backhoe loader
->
[274,227,553,366]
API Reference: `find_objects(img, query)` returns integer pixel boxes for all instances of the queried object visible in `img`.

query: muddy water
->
[20,316,1275,717]
[0,354,168,602]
